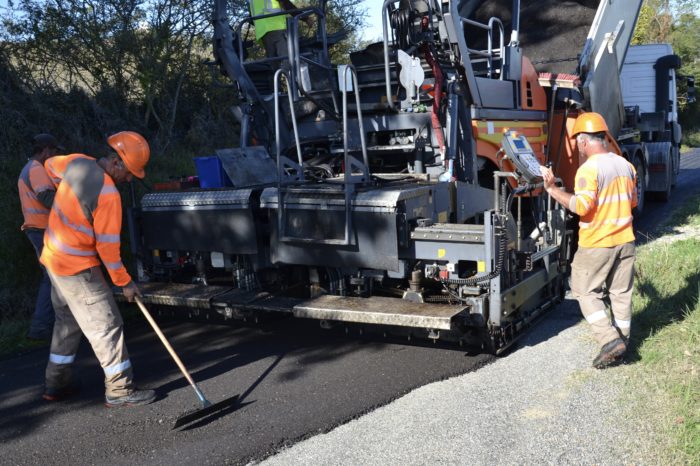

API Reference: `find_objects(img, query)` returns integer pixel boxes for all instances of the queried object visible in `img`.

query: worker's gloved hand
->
[539,165,555,191]
[122,281,142,303]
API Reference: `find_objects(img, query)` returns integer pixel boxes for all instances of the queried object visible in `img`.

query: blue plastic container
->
[194,156,232,188]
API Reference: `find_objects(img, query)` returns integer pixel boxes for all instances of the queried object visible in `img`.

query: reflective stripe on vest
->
[574,153,636,248]
[40,154,132,287]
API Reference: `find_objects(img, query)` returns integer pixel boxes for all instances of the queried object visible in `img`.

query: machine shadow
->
[512,296,583,352]
[129,312,390,392]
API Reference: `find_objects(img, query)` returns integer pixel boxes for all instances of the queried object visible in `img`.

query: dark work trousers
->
[24,228,55,337]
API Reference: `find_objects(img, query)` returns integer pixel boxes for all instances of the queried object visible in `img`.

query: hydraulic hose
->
[422,45,446,160]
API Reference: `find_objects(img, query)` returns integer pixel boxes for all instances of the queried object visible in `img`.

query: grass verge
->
[0,318,48,358]
[617,196,700,464]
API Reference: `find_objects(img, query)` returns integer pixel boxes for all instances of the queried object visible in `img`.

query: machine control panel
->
[501,131,543,183]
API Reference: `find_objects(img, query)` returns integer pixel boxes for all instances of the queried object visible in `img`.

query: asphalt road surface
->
[1,149,698,466]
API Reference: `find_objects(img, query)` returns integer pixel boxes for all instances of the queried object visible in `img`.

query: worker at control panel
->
[540,112,637,369]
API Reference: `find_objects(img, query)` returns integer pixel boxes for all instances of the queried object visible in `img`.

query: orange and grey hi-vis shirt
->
[18,159,56,230]
[40,154,132,286]
[570,152,638,248]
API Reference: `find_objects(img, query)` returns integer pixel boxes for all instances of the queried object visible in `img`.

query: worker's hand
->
[122,281,141,303]
[540,165,556,191]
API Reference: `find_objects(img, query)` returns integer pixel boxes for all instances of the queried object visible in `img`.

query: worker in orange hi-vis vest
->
[540,112,637,369]
[18,134,64,340]
[40,131,156,407]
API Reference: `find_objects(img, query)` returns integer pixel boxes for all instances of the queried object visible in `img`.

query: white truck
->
[619,43,686,207]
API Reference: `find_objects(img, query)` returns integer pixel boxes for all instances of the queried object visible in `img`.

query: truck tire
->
[633,155,645,216]
[657,154,672,201]
[671,146,679,188]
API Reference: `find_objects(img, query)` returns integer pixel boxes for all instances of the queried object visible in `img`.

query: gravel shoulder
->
[259,297,650,465]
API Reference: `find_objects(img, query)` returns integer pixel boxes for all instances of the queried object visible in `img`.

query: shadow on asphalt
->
[177,354,284,431]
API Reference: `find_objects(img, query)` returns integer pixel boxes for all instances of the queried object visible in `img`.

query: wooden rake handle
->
[134,296,210,406]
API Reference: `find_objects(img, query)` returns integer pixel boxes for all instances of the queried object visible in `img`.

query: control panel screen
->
[513,139,526,150]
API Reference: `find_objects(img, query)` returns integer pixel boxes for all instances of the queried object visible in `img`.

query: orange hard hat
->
[107,131,150,179]
[571,112,609,136]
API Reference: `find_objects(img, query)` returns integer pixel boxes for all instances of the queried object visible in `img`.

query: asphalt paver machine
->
[124,0,638,353]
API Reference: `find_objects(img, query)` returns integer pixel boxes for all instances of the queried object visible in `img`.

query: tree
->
[1,0,367,146]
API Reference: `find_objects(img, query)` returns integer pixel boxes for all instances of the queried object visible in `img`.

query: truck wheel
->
[671,147,678,188]
[633,155,645,216]
[657,157,672,201]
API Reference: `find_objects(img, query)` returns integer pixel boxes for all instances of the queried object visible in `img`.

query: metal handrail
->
[341,64,369,182]
[274,69,303,168]
[381,0,399,111]
[460,16,505,79]
[236,6,325,69]
[274,69,305,244]
[335,64,369,246]
[277,64,368,246]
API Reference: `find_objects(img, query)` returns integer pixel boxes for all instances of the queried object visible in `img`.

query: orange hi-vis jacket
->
[18,159,55,230]
[40,154,132,286]
[569,152,638,248]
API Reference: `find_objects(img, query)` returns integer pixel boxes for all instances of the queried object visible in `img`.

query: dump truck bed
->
[468,0,598,74]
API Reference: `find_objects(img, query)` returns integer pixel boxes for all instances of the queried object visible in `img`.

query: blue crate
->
[194,156,232,188]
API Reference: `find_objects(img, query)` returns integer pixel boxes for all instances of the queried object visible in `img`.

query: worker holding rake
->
[40,131,155,407]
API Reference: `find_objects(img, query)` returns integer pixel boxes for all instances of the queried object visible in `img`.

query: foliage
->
[624,200,700,463]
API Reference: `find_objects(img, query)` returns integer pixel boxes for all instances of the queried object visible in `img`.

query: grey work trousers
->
[570,241,636,347]
[262,29,288,58]
[46,267,133,397]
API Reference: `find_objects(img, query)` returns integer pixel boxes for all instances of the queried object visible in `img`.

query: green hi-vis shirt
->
[251,0,287,40]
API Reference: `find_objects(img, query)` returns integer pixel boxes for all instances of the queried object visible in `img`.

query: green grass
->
[618,197,700,464]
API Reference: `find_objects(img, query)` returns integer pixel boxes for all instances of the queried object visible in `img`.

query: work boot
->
[105,389,156,408]
[592,338,626,369]
[43,382,81,402]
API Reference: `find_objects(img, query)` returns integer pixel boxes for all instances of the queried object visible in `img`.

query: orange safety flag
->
[570,152,637,248]
[40,154,132,286]
[18,160,55,230]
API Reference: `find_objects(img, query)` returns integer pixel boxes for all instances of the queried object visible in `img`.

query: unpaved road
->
[1,149,697,465]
